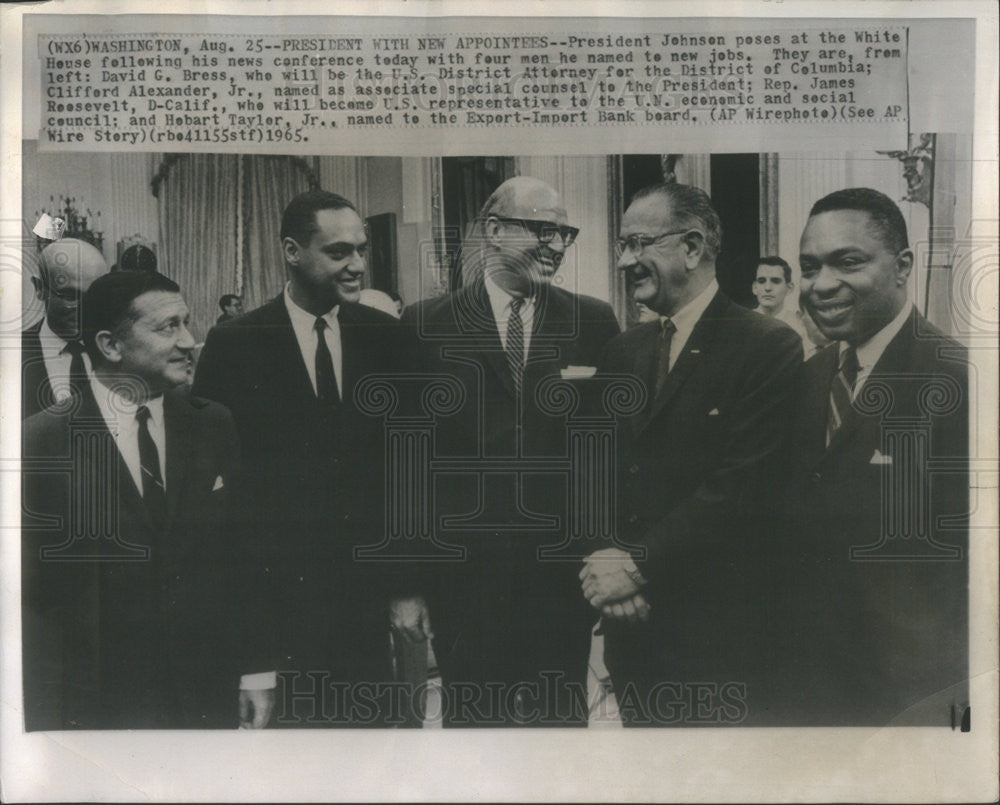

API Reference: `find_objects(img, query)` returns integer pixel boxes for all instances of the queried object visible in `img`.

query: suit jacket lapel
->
[824,308,922,459]
[337,303,368,407]
[163,389,194,530]
[22,321,53,417]
[74,383,152,530]
[266,296,319,406]
[524,285,568,382]
[629,323,661,437]
[641,292,727,430]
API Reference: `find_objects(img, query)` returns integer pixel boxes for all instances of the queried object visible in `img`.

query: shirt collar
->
[90,375,164,430]
[667,278,718,336]
[284,282,339,331]
[841,300,913,372]
[38,317,74,362]
[484,273,535,323]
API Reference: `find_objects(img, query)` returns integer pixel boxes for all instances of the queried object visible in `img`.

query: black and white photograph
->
[1,2,997,802]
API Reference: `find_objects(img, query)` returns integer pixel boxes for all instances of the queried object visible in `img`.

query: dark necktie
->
[505,297,525,393]
[314,316,340,405]
[63,339,88,397]
[827,346,860,445]
[654,317,676,398]
[136,405,167,530]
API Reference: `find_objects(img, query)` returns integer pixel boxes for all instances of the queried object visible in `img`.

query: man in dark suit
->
[580,183,802,726]
[193,190,413,727]
[403,176,621,725]
[769,188,969,726]
[22,271,250,729]
[22,238,107,419]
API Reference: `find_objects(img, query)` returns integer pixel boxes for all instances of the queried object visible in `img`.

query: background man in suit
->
[193,190,414,727]
[22,271,249,729]
[216,293,243,323]
[22,238,107,418]
[771,187,969,725]
[581,183,802,725]
[751,256,808,346]
[404,176,621,725]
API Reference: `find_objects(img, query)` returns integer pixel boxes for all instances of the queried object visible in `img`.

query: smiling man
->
[22,238,108,418]
[403,176,620,725]
[22,271,247,729]
[770,188,969,725]
[193,190,412,727]
[582,183,802,725]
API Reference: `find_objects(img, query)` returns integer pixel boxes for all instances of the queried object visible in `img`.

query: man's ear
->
[282,237,301,266]
[894,248,914,285]
[681,230,706,269]
[484,216,503,248]
[31,275,46,302]
[93,330,122,365]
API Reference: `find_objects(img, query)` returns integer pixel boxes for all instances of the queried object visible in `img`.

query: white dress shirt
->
[662,278,718,372]
[842,300,912,400]
[38,317,92,403]
[284,283,343,398]
[484,273,535,363]
[90,376,165,495]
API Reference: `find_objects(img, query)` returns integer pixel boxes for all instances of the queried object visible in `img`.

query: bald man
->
[22,238,108,418]
[403,176,621,725]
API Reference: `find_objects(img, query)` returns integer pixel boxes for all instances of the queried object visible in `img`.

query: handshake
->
[579,548,650,623]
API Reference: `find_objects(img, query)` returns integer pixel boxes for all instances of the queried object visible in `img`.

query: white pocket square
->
[869,449,892,465]
[560,365,597,379]
[212,475,225,491]
[708,407,720,416]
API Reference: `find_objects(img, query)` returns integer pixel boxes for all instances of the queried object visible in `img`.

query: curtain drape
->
[155,155,319,340]
[239,156,317,312]
[156,154,240,343]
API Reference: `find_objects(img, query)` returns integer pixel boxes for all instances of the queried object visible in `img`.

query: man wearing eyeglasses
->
[22,238,108,418]
[194,190,412,727]
[403,176,621,725]
[579,183,802,725]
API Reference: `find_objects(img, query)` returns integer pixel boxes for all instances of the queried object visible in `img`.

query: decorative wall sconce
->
[877,133,936,208]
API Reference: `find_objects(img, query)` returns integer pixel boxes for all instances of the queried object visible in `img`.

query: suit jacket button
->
[628,464,640,474]
[810,471,822,484]
[627,514,638,524]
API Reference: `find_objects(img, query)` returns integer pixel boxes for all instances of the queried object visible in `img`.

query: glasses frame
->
[489,216,580,248]
[615,228,694,258]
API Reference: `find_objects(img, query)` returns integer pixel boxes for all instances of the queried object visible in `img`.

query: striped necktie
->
[505,296,525,393]
[136,405,167,529]
[827,346,859,446]
[654,317,676,398]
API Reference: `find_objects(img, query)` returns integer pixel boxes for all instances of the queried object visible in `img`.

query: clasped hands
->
[579,548,650,623]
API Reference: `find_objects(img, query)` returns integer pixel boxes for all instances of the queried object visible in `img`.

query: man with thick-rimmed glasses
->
[403,176,620,726]
[22,238,108,419]
[580,182,802,726]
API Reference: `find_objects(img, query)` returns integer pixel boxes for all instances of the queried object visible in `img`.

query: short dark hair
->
[218,293,240,311]
[82,271,180,364]
[117,244,158,274]
[629,183,723,258]
[757,256,792,283]
[808,187,909,253]
[280,190,357,246]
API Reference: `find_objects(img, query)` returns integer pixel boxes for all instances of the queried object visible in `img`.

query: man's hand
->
[601,592,651,623]
[390,596,434,643]
[580,548,645,609]
[239,687,275,729]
